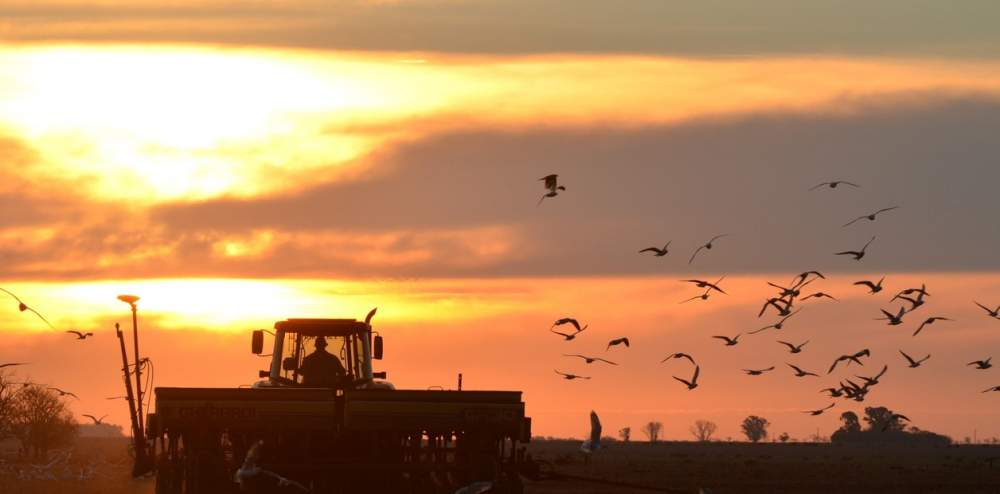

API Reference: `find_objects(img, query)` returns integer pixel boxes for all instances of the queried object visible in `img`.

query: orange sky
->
[1,2,1000,442]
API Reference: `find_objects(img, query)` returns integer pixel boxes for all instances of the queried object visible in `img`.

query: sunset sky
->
[1,1,999,442]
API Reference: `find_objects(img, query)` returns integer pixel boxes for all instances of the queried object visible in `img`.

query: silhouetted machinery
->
[148,314,531,493]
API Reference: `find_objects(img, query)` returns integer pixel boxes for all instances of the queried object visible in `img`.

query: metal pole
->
[130,302,144,435]
[117,323,148,476]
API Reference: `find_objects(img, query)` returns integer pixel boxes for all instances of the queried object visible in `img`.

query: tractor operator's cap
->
[315,336,328,348]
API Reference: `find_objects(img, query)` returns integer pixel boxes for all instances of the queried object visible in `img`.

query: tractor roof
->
[274,318,369,336]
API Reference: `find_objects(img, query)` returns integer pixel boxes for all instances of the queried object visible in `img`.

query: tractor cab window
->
[279,332,356,387]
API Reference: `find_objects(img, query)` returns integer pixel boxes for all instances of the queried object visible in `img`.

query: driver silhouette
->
[299,336,346,387]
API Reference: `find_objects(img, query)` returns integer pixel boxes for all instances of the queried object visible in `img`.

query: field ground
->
[1,437,999,493]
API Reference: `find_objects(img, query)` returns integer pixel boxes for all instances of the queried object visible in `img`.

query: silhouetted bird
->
[835,236,875,261]
[0,362,28,369]
[787,363,819,377]
[759,297,793,317]
[563,354,618,365]
[0,287,55,329]
[555,370,591,380]
[854,277,885,294]
[876,306,907,326]
[606,337,630,350]
[680,288,714,304]
[552,317,587,332]
[829,349,870,374]
[894,290,928,311]
[750,309,802,335]
[661,353,697,365]
[810,180,859,191]
[48,387,78,399]
[802,292,837,301]
[743,366,775,376]
[673,365,699,390]
[712,333,741,346]
[899,350,930,368]
[982,386,1000,393]
[639,242,671,257]
[973,301,1000,319]
[768,280,812,298]
[791,271,826,286]
[896,285,930,298]
[235,440,309,492]
[912,316,952,337]
[820,387,844,398]
[538,174,566,205]
[968,358,993,370]
[689,234,729,265]
[581,410,602,454]
[777,340,809,354]
[66,330,94,340]
[804,403,836,416]
[843,206,900,227]
[856,365,888,386]
[82,414,107,425]
[682,278,727,294]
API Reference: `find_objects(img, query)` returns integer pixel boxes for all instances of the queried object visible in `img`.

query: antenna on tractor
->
[116,294,153,476]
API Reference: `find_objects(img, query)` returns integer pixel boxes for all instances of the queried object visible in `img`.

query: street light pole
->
[117,295,143,435]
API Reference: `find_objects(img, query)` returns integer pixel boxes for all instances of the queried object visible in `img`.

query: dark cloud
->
[2,1,1000,57]
[150,93,1000,277]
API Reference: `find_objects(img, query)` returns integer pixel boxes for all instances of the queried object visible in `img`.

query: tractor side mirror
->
[282,357,298,371]
[251,330,264,355]
[373,335,383,360]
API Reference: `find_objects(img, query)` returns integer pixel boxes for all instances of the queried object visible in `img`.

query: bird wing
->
[862,236,876,251]
[549,329,573,338]
[594,358,618,365]
[842,215,866,227]
[680,354,696,365]
[913,321,929,336]
[672,376,692,387]
[854,281,875,290]
[691,365,700,384]
[639,248,660,254]
[82,414,97,423]
[24,308,55,329]
[0,287,25,304]
[777,341,795,351]
[590,411,602,443]
[875,206,899,215]
[899,350,916,365]
[808,182,832,191]
[823,403,836,410]
[688,246,705,264]
[828,358,843,374]
[540,174,558,189]
[975,301,991,312]
[66,330,83,337]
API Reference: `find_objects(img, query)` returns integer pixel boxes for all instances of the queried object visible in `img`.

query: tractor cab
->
[251,318,386,389]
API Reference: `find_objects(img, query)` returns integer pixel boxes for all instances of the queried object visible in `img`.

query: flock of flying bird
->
[0,287,113,427]
[540,174,1000,428]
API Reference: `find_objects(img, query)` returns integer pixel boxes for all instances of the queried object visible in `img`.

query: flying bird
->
[912,316,952,337]
[802,292,837,302]
[47,387,78,399]
[843,206,900,227]
[673,365,700,390]
[829,349,870,374]
[856,365,888,387]
[854,277,885,294]
[0,362,28,369]
[835,236,875,261]
[563,354,618,365]
[689,234,729,265]
[768,280,812,299]
[0,287,55,330]
[803,403,836,416]
[758,297,793,317]
[66,330,94,340]
[982,386,1000,393]
[743,366,775,376]
[810,180,859,191]
[235,440,309,492]
[973,301,1000,319]
[893,289,929,311]
[537,174,566,205]
[876,306,907,326]
[82,414,107,425]
[820,387,845,398]
[791,271,826,287]
[787,363,819,378]
[968,358,993,370]
[899,350,930,368]
[552,317,587,333]
[712,333,741,346]
[896,285,931,298]
[661,353,697,365]
[606,337,630,350]
[750,309,802,335]
[555,370,591,380]
[682,278,727,294]
[580,410,602,454]
[639,242,671,257]
[777,340,809,354]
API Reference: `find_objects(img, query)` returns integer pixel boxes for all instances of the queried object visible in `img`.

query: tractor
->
[149,313,530,493]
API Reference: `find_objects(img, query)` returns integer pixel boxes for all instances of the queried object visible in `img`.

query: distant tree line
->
[831,406,950,446]
[0,371,79,460]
